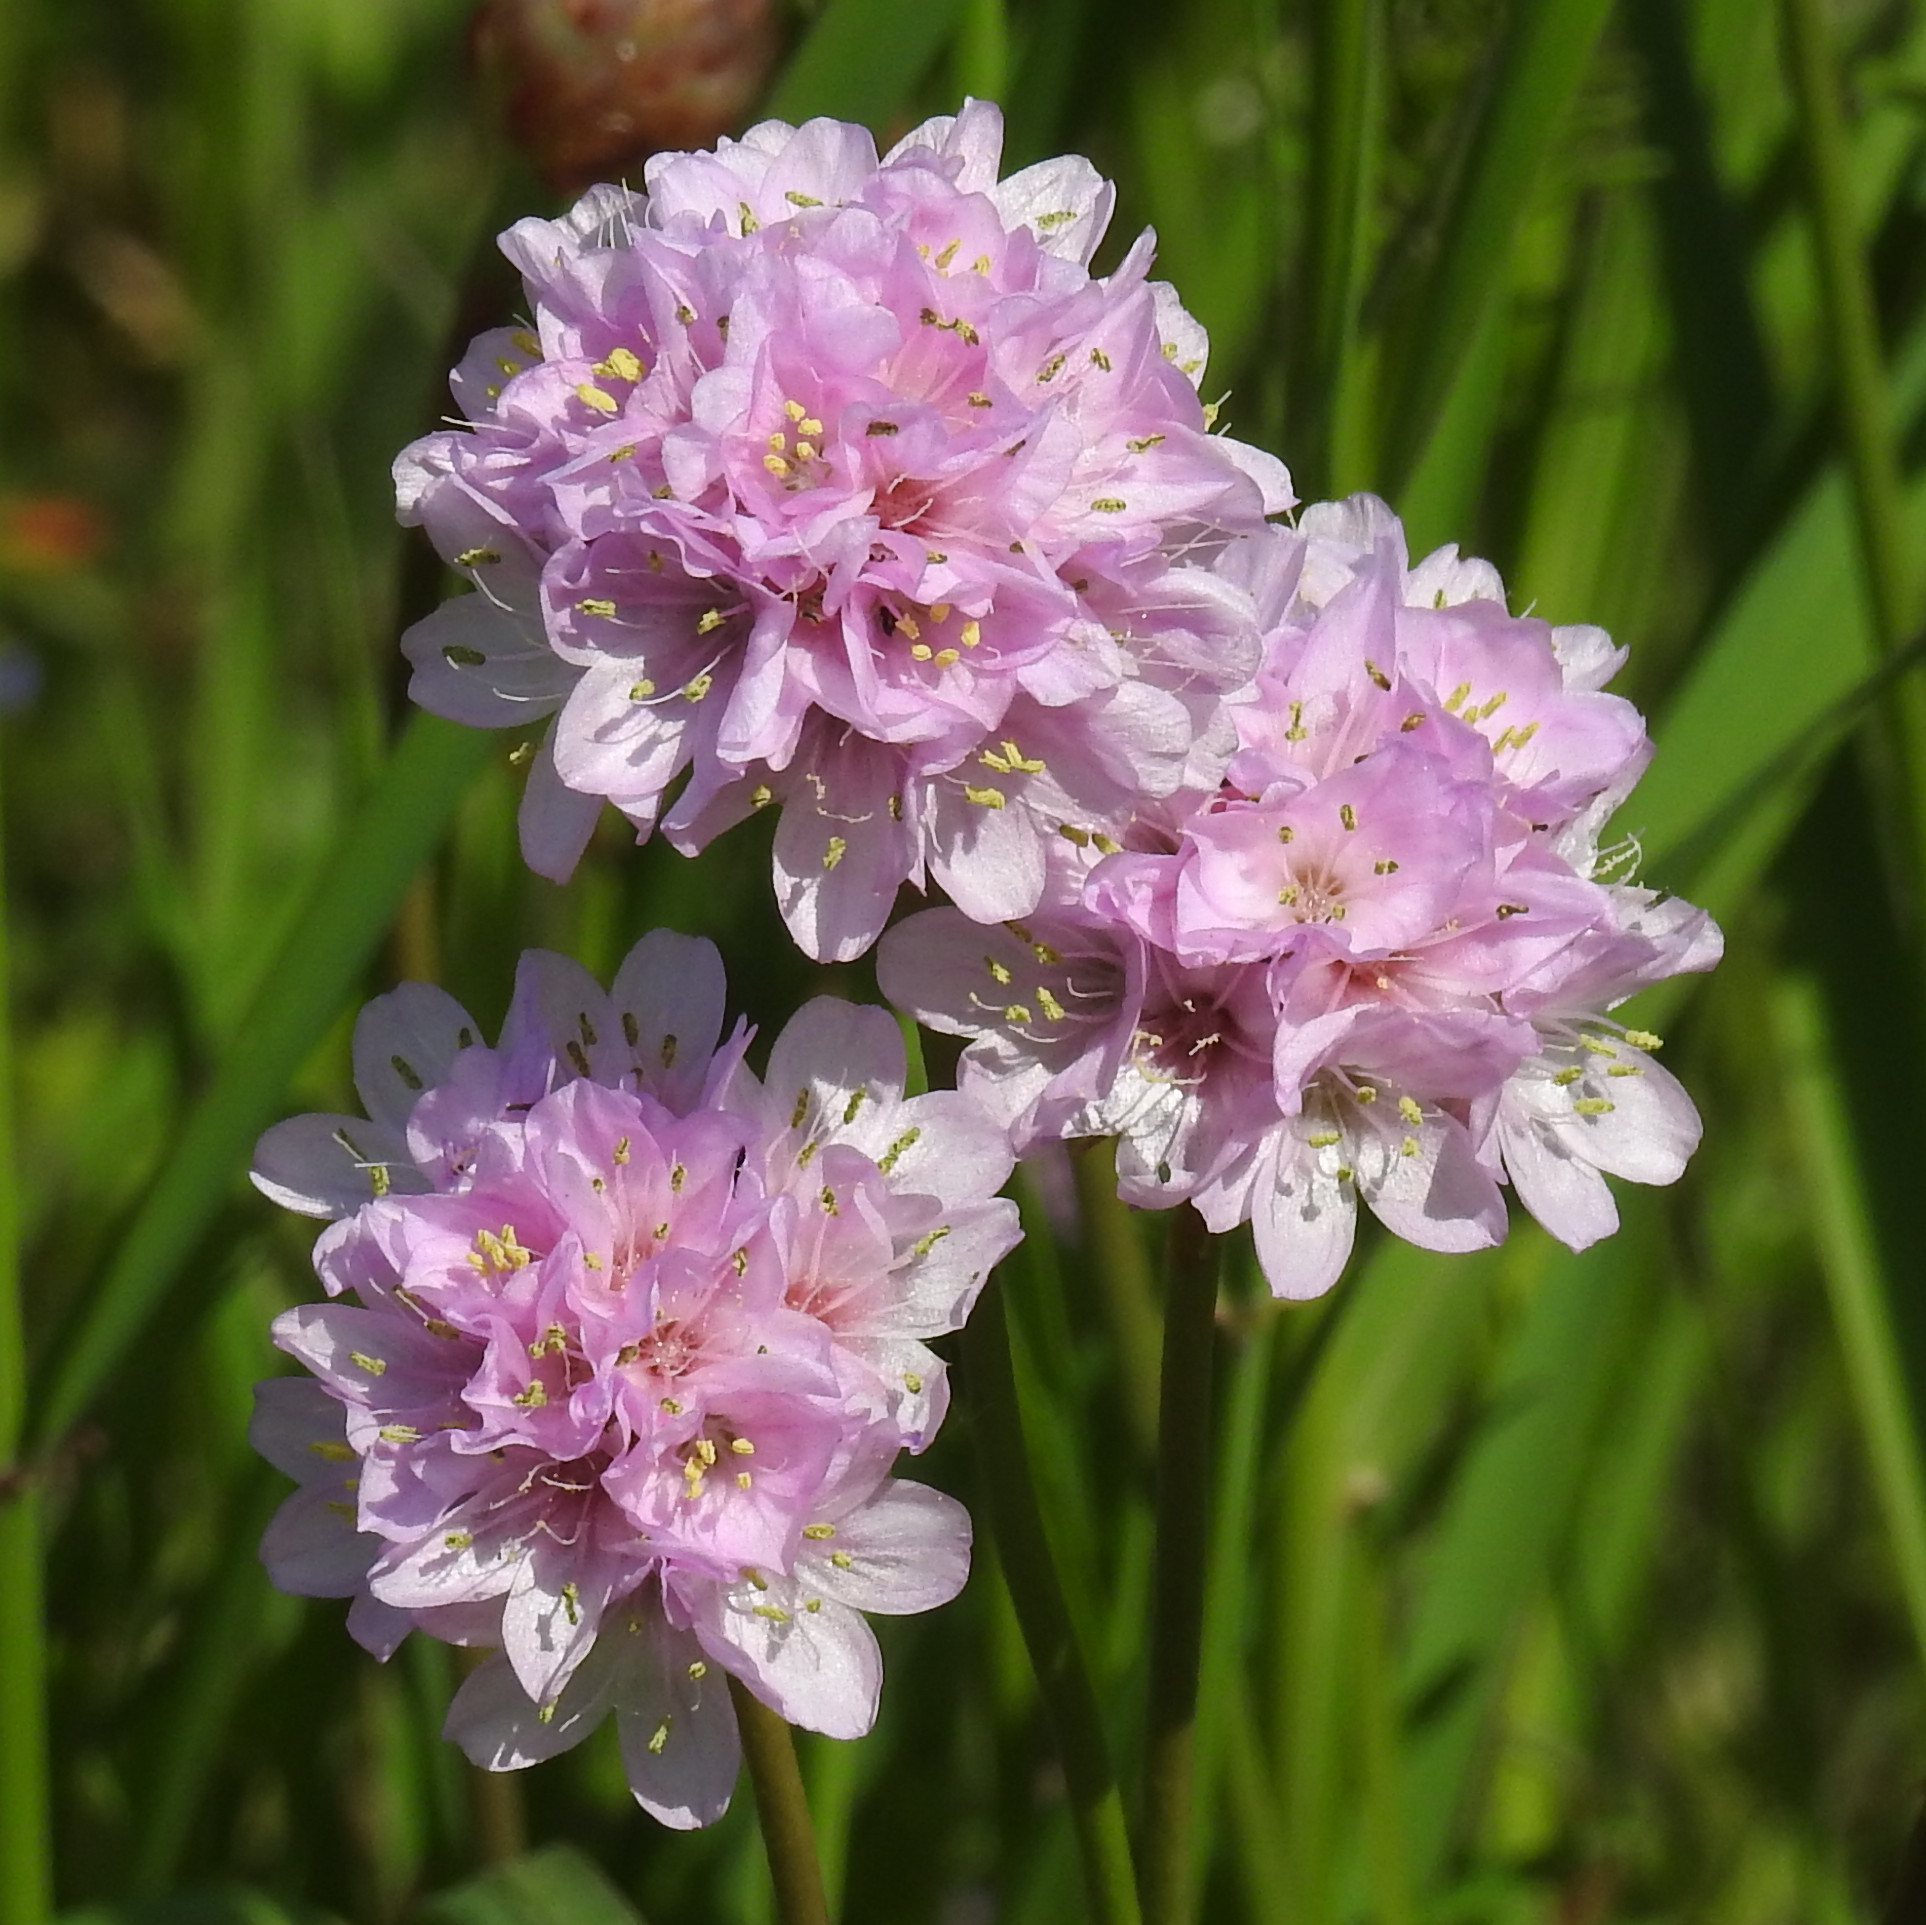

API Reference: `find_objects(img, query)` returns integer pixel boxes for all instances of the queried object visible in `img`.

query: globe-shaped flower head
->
[398,100,1291,958]
[251,932,1020,1826]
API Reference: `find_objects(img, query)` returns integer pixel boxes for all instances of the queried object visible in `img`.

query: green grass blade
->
[0,734,51,1925]
[1388,0,1615,495]
[1774,970,1926,1667]
[766,0,969,128]
[31,713,491,1455]
[962,1279,1142,1925]
[1396,1220,1655,1890]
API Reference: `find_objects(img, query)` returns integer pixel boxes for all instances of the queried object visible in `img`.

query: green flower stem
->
[0,746,52,1925]
[730,1679,829,1925]
[963,1280,1142,1925]
[1139,1207,1221,1925]
[1782,0,1926,879]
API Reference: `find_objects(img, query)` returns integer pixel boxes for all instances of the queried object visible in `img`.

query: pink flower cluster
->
[880,496,1721,1298]
[250,932,1019,1826]
[397,99,1289,960]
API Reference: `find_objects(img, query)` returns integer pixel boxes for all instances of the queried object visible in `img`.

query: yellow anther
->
[1036,986,1067,1022]
[960,619,982,648]
[1374,858,1399,875]
[934,648,960,667]
[1397,1096,1424,1127]
[897,613,922,642]
[1571,1097,1616,1115]
[309,1439,356,1462]
[930,602,953,623]
[1622,1029,1663,1050]
[1339,803,1358,831]
[803,1523,836,1540]
[444,1531,473,1550]
[511,1380,547,1408]
[1354,1085,1378,1104]
[753,1604,790,1622]
[1003,1004,1033,1023]
[510,329,541,356]
[1091,497,1127,513]
[455,546,501,568]
[628,679,656,699]
[577,597,617,618]
[1090,347,1112,371]
[688,1660,708,1679]
[1305,1129,1342,1149]
[1606,1064,1645,1077]
[764,453,792,475]
[597,346,643,381]
[1277,885,1300,906]
[799,417,823,437]
[935,238,960,269]
[824,835,848,870]
[831,1550,854,1570]
[614,1136,631,1164]
[767,430,788,453]
[878,1127,921,1174]
[648,1717,672,1754]
[987,956,1012,985]
[683,672,713,701]
[736,1472,753,1489]
[574,383,619,415]
[795,441,818,462]
[965,784,1007,809]
[784,399,807,420]
[1401,1135,1421,1157]
[968,391,993,408]
[1127,433,1165,452]
[349,1351,387,1376]
[495,355,522,376]
[1444,680,1472,713]
[1577,1035,1618,1056]
[1552,1066,1585,1086]
[730,1438,755,1456]
[1364,658,1392,691]
[1477,690,1509,720]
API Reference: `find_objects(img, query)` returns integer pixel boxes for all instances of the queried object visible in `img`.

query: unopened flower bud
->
[470,0,779,193]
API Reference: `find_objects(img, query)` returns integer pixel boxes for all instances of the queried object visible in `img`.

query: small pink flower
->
[397,101,1289,958]
[251,932,1018,1826]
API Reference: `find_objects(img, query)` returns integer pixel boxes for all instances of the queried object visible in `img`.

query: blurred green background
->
[4,0,1926,1919]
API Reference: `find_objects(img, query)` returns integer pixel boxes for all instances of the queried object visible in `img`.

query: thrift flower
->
[879,497,1719,1299]
[251,932,1019,1826]
[397,99,1289,958]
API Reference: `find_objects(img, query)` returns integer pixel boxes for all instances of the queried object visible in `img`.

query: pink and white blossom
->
[396,100,1288,958]
[880,496,1719,1299]
[251,932,1018,1825]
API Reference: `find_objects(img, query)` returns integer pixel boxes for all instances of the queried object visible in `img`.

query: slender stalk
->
[730,1680,829,1925]
[962,1281,1142,1925]
[0,736,52,1925]
[1782,0,1926,904]
[1139,1208,1221,1925]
